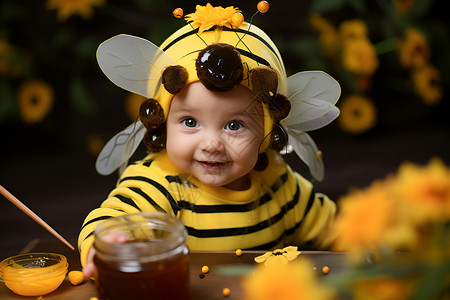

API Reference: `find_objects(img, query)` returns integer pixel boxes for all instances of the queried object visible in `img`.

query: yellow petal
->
[265,255,288,267]
[254,252,272,264]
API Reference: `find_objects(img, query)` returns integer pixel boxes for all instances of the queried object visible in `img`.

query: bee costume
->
[78,2,341,267]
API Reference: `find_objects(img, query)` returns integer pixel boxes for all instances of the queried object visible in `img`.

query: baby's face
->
[166,82,265,190]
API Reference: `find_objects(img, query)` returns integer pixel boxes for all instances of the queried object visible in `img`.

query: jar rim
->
[94,212,187,262]
[0,252,68,281]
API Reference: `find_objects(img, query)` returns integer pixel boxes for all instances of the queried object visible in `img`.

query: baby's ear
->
[162,65,188,94]
[251,66,278,104]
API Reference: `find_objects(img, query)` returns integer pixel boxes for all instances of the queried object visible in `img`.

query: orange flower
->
[17,79,54,124]
[243,259,334,300]
[391,158,450,223]
[125,93,145,122]
[342,38,379,75]
[185,4,240,34]
[352,276,416,300]
[309,14,339,57]
[338,95,377,134]
[393,0,415,15]
[46,0,105,21]
[398,28,430,70]
[332,181,395,253]
[87,134,105,157]
[339,19,368,42]
[412,64,443,105]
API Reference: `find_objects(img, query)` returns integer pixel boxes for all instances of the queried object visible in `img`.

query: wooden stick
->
[0,184,75,251]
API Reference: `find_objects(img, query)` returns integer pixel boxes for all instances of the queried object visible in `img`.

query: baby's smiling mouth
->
[197,160,229,170]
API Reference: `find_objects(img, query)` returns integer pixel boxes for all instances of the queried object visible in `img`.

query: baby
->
[79,3,340,277]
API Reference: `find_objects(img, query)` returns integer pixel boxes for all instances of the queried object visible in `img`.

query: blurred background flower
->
[329,158,450,300]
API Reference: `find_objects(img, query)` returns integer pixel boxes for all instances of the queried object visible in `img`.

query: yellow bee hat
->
[96,2,341,181]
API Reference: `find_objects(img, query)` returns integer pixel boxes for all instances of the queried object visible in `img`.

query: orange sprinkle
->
[222,287,231,297]
[322,266,330,274]
[201,265,210,274]
[235,249,243,256]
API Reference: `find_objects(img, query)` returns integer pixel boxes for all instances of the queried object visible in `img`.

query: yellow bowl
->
[0,252,68,296]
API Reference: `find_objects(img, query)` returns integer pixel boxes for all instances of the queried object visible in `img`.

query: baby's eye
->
[226,120,243,131]
[183,118,197,127]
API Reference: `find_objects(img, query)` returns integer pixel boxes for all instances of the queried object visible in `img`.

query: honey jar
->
[93,212,189,300]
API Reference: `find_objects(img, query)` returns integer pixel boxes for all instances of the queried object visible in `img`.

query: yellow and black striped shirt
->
[78,150,336,266]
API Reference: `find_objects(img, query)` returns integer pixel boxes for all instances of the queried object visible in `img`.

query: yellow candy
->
[235,249,243,256]
[322,266,330,274]
[222,287,231,297]
[68,270,84,285]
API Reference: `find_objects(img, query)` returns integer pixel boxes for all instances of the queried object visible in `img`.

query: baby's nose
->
[199,134,225,153]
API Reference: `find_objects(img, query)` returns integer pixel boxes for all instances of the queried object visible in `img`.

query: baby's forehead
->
[170,82,263,116]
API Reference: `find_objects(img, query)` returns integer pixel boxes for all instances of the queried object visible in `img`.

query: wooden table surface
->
[0,239,347,299]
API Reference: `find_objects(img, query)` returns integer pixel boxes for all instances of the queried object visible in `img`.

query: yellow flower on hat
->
[185,3,240,34]
[254,246,301,267]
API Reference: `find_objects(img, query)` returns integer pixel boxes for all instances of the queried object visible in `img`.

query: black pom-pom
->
[139,99,164,130]
[271,124,288,152]
[143,126,166,152]
[253,152,269,171]
[269,94,291,123]
[196,43,243,91]
[162,65,188,94]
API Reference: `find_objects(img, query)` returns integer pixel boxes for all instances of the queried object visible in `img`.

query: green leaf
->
[69,80,96,115]
[406,0,435,19]
[347,0,367,15]
[309,0,347,14]
[409,259,450,300]
[0,81,16,122]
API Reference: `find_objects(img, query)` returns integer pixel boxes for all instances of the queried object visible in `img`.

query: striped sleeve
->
[78,160,178,266]
[290,172,337,249]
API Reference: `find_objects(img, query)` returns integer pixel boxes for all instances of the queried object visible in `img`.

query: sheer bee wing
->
[96,120,146,175]
[95,34,174,175]
[96,34,174,98]
[280,71,341,130]
[285,128,325,181]
[279,71,340,181]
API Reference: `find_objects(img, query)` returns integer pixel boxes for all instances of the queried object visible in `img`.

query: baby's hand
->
[82,231,129,278]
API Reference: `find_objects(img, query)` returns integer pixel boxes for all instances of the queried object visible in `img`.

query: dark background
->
[1,0,449,260]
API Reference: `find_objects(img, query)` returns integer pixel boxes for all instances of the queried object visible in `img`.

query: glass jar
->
[93,212,189,300]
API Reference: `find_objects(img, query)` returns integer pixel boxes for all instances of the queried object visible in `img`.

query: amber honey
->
[93,213,189,300]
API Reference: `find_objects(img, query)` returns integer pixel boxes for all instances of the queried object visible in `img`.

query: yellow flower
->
[309,14,339,58]
[342,38,379,75]
[393,0,415,15]
[125,93,145,122]
[46,0,105,21]
[17,79,54,124]
[338,95,377,134]
[87,134,105,157]
[185,4,240,34]
[254,246,301,267]
[398,28,430,70]
[391,158,450,223]
[412,64,443,105]
[352,276,416,300]
[243,259,334,300]
[332,182,395,254]
[0,39,27,78]
[339,19,368,42]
